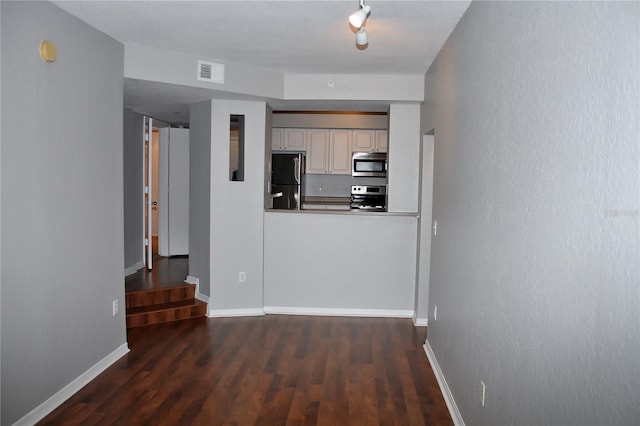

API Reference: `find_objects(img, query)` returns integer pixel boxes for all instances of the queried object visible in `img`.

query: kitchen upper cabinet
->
[329,130,352,174]
[352,130,376,152]
[275,127,385,174]
[306,130,330,174]
[285,129,306,151]
[305,130,351,175]
[375,130,388,152]
[352,130,387,153]
[272,128,306,151]
[272,128,283,151]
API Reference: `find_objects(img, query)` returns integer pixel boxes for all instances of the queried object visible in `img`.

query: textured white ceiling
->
[53,0,471,123]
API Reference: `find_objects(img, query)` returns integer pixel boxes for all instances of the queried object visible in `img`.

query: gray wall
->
[1,2,126,424]
[264,106,273,210]
[125,44,284,100]
[0,1,3,418]
[284,73,424,102]
[189,100,212,297]
[123,108,144,270]
[264,212,417,313]
[387,103,421,213]
[209,100,266,314]
[414,135,434,324]
[422,2,639,424]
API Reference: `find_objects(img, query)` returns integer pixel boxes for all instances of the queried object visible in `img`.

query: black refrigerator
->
[271,153,305,210]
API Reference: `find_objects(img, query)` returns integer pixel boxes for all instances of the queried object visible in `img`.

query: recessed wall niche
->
[229,114,245,181]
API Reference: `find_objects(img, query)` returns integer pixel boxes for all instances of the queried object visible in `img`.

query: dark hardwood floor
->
[38,315,452,425]
[125,256,189,293]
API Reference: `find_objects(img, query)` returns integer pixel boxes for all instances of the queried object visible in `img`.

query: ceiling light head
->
[356,28,368,46]
[349,0,371,28]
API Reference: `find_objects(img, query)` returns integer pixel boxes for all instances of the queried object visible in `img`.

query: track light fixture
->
[349,0,371,28]
[356,28,368,46]
[349,0,371,47]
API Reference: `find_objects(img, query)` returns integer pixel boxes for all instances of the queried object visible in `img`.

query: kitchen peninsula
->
[263,209,418,317]
[262,108,422,316]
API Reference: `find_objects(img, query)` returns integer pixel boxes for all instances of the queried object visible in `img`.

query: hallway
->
[125,256,189,293]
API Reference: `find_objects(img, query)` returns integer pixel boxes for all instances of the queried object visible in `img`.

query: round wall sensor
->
[39,40,57,62]
[327,79,335,88]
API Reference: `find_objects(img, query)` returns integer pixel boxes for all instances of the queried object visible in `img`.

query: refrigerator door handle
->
[293,157,300,184]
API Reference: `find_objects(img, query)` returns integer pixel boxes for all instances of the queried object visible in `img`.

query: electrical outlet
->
[480,381,486,407]
[239,271,247,283]
[434,304,437,321]
[112,300,118,316]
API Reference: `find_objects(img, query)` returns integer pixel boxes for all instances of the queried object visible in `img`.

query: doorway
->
[151,129,160,255]
[415,131,435,324]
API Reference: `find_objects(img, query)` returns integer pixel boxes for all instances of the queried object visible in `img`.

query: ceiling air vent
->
[197,60,225,84]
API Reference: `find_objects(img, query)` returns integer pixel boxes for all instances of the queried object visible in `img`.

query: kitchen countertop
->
[266,208,419,217]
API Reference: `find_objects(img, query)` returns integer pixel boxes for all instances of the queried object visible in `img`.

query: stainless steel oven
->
[352,152,387,178]
[350,185,387,212]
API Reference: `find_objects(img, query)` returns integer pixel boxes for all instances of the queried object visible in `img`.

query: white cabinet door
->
[272,128,284,150]
[329,130,352,174]
[306,130,330,173]
[284,128,306,151]
[376,130,388,153]
[352,130,387,152]
[272,128,306,151]
[352,130,375,152]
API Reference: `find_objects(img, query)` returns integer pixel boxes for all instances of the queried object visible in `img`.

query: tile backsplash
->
[304,174,387,197]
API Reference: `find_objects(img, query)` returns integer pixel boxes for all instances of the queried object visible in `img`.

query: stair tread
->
[126,283,195,296]
[125,284,197,308]
[127,299,207,316]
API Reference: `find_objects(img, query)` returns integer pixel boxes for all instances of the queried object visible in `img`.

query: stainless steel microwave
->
[352,152,387,177]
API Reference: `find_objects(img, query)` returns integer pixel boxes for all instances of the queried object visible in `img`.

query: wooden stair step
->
[126,299,207,328]
[125,284,196,308]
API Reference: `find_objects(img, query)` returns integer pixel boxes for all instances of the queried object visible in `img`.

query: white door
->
[143,117,153,270]
[158,128,190,256]
[151,130,160,243]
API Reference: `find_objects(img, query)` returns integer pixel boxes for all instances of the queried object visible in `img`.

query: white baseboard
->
[264,306,414,318]
[423,340,465,426]
[184,275,209,303]
[413,316,428,327]
[208,307,414,319]
[208,308,265,318]
[124,261,145,276]
[14,343,130,426]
